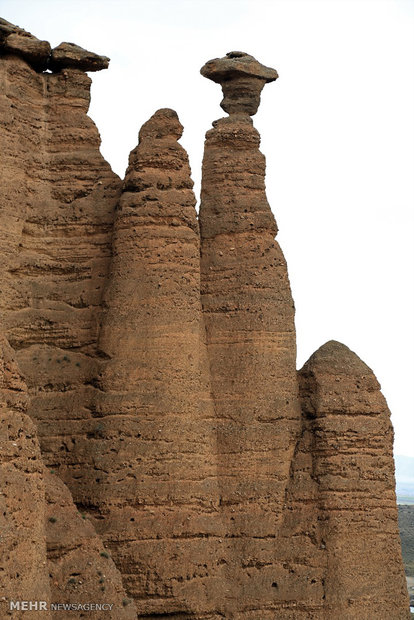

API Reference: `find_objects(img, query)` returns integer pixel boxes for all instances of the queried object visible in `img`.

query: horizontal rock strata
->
[0,18,50,70]
[0,46,121,508]
[0,23,409,619]
[296,341,410,619]
[200,51,278,115]
[0,18,109,72]
[0,336,135,619]
[88,108,221,616]
[45,471,136,619]
[0,336,51,619]
[199,53,301,617]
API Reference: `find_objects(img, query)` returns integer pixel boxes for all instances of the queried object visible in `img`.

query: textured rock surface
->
[295,341,410,619]
[0,336,51,619]
[0,18,50,70]
[45,471,136,619]
[200,51,278,115]
[199,62,301,617]
[0,46,121,502]
[90,108,223,617]
[0,22,409,620]
[49,43,110,72]
[0,336,134,619]
[0,18,109,73]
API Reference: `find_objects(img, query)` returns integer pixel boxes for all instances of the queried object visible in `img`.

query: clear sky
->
[2,0,414,457]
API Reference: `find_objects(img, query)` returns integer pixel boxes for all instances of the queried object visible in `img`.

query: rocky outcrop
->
[45,471,136,619]
[296,341,409,619]
[200,51,278,116]
[0,20,409,620]
[0,336,136,619]
[0,18,51,70]
[0,336,51,619]
[199,52,301,617]
[0,18,109,72]
[49,43,109,73]
[84,108,221,617]
[0,31,121,511]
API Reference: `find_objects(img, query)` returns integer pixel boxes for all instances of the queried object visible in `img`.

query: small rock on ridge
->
[0,17,51,70]
[201,50,278,83]
[49,42,109,72]
[0,18,109,72]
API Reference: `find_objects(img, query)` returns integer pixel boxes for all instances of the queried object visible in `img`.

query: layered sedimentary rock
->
[0,18,51,70]
[0,336,51,619]
[0,26,121,501]
[84,108,222,617]
[0,21,409,620]
[0,337,136,619]
[45,471,136,619]
[0,18,109,72]
[199,52,302,616]
[200,50,278,116]
[295,341,409,619]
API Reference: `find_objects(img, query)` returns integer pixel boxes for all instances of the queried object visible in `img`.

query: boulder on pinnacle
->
[49,42,109,72]
[200,50,278,115]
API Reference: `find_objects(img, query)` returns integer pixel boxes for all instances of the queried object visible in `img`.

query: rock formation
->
[0,336,51,619]
[0,21,410,620]
[0,335,134,619]
[83,107,222,616]
[45,471,136,619]
[0,15,121,521]
[296,341,409,619]
[199,51,302,617]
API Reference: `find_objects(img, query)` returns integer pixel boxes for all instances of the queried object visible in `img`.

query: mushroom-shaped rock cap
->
[201,51,278,84]
[200,51,278,116]
[49,42,109,72]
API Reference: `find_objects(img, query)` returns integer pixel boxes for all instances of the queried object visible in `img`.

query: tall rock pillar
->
[199,52,301,616]
[87,109,221,617]
[298,341,410,619]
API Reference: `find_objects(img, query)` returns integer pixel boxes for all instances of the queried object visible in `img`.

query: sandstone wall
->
[0,23,409,620]
[0,336,51,619]
[45,471,136,619]
[0,336,136,619]
[297,341,409,619]
[0,21,121,497]
[198,66,301,616]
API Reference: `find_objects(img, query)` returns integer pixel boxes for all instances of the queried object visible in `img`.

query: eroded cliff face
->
[0,336,51,620]
[0,18,121,496]
[0,21,409,620]
[82,108,223,617]
[296,341,408,619]
[0,336,134,620]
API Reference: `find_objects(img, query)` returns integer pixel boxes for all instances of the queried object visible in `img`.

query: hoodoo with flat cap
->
[200,50,278,115]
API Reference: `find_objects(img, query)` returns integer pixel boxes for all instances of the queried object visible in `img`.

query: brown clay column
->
[93,109,221,617]
[199,52,302,615]
[298,341,410,619]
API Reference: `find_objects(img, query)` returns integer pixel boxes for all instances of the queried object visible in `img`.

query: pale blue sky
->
[2,0,414,456]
